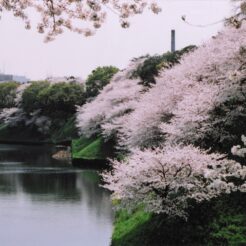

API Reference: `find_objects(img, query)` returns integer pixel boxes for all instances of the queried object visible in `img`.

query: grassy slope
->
[111,193,246,246]
[0,120,113,161]
[111,208,152,246]
[72,136,114,160]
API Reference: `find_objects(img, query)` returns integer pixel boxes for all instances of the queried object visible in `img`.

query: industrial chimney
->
[171,29,176,52]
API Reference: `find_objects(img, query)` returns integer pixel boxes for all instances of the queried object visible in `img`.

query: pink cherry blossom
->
[0,0,161,41]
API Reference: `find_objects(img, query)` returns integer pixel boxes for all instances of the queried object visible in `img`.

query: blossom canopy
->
[0,0,161,41]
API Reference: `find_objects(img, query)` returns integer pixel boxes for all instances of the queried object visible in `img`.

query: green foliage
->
[132,45,196,86]
[209,214,246,245]
[38,82,85,115]
[0,82,18,108]
[22,81,50,112]
[22,81,85,116]
[85,66,119,98]
[207,192,246,245]
[111,193,246,246]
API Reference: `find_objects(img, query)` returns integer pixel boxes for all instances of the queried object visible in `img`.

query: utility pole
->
[171,29,176,52]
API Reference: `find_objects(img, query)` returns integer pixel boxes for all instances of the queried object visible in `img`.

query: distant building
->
[0,73,28,83]
[0,74,13,82]
[13,75,29,83]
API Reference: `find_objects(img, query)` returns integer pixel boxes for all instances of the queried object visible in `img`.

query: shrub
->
[22,81,85,116]
[37,82,85,115]
[132,45,196,86]
[85,66,119,98]
[0,81,19,108]
[21,81,50,112]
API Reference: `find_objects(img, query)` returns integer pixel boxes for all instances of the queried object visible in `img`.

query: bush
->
[0,81,19,108]
[132,45,196,86]
[21,81,50,112]
[38,82,86,115]
[22,81,86,116]
[85,66,119,98]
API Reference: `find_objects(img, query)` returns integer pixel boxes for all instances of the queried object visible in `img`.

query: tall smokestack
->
[171,29,176,52]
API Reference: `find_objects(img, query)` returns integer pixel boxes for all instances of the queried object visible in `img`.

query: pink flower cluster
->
[0,0,161,41]
[103,145,246,217]
[119,23,246,150]
[76,59,145,141]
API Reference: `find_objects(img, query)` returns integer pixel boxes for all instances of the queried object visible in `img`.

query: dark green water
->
[0,144,113,246]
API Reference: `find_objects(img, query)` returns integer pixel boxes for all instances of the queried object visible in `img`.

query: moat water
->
[0,144,113,246]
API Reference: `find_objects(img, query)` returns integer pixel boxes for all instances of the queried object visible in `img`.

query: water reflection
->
[0,144,113,246]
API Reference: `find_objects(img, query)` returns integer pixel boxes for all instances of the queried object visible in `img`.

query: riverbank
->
[0,123,113,168]
[111,193,246,246]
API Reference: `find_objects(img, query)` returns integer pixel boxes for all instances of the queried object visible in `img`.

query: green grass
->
[111,193,246,246]
[72,136,114,160]
[72,136,96,154]
[73,137,104,159]
[112,207,152,246]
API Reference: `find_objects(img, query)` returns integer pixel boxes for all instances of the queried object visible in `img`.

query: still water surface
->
[0,144,113,246]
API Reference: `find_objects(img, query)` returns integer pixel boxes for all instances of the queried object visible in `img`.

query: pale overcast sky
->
[0,0,233,80]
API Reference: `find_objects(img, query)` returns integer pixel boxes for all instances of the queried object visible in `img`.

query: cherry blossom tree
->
[0,82,52,133]
[0,0,161,41]
[101,15,246,219]
[103,145,246,218]
[76,58,145,140]
[1,0,246,41]
[118,22,246,151]
[0,83,30,127]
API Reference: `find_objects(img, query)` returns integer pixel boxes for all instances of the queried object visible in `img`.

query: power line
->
[181,15,224,28]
